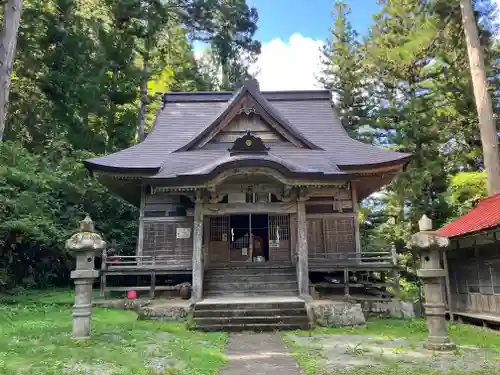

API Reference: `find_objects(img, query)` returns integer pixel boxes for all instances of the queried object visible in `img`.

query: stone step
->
[194,301,306,311]
[204,281,298,290]
[195,322,311,332]
[204,290,299,298]
[193,307,307,318]
[194,315,309,326]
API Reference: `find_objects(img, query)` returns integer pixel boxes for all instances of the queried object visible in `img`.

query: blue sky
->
[240,0,382,91]
[249,0,381,43]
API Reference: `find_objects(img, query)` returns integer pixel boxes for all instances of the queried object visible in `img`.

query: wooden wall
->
[210,113,286,143]
[305,188,356,263]
[307,216,356,260]
[140,192,194,264]
[448,242,500,316]
[142,218,193,262]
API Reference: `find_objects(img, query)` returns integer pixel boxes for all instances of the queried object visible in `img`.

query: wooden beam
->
[203,202,296,215]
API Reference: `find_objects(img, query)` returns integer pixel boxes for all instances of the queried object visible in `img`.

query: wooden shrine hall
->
[84,78,411,303]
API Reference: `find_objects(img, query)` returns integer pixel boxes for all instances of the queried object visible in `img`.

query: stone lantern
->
[65,215,106,339]
[407,214,456,351]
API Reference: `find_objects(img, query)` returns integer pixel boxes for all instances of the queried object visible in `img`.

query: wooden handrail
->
[308,251,396,264]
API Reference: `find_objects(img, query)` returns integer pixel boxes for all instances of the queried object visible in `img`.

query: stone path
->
[220,333,304,375]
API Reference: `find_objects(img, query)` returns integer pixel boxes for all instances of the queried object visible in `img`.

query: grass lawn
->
[0,289,227,375]
[284,319,500,375]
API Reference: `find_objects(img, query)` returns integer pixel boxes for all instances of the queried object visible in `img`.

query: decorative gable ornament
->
[228,130,270,156]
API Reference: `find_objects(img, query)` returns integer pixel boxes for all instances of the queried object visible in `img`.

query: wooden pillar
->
[100,248,107,298]
[297,194,310,299]
[344,267,350,297]
[136,185,146,263]
[351,183,361,254]
[191,191,204,301]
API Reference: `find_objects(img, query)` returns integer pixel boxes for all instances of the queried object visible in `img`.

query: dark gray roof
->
[84,82,411,181]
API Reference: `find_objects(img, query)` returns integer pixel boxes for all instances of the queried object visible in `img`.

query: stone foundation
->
[93,298,193,322]
[358,299,415,319]
[93,298,152,310]
[306,300,366,328]
[137,300,193,321]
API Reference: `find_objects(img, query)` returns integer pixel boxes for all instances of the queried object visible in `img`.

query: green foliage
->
[2,0,260,291]
[318,0,500,293]
[0,141,138,290]
[319,1,372,141]
[447,171,487,218]
[208,0,261,90]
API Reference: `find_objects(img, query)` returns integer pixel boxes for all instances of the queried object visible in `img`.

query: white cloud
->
[249,33,324,91]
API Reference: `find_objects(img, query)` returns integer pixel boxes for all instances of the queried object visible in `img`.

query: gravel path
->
[220,333,304,375]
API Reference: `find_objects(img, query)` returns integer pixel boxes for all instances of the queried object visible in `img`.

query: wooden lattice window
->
[464,265,480,294]
[490,263,500,294]
[231,232,249,249]
[210,216,229,241]
[269,215,290,241]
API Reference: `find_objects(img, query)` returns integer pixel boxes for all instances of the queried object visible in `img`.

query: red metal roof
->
[438,193,500,238]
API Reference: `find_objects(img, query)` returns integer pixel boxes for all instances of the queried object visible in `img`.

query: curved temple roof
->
[84,79,411,191]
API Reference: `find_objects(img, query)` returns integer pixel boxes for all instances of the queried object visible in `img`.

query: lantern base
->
[423,340,456,351]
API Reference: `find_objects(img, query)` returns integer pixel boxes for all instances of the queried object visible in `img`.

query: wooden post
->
[191,191,204,301]
[344,267,350,297]
[442,249,454,322]
[100,248,107,298]
[136,185,146,265]
[150,256,156,299]
[297,193,310,299]
[351,183,362,254]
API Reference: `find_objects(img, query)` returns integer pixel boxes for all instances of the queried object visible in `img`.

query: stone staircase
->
[203,265,299,297]
[193,265,309,332]
[193,297,310,332]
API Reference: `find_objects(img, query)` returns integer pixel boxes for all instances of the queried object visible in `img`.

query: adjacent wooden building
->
[438,193,500,323]
[84,78,411,301]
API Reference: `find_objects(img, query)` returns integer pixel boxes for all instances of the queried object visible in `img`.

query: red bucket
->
[127,290,137,299]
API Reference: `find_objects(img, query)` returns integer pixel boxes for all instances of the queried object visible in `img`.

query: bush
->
[0,141,138,291]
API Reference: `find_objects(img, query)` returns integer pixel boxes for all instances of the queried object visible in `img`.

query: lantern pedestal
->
[66,216,106,340]
[71,271,99,339]
[417,254,456,351]
[408,215,456,351]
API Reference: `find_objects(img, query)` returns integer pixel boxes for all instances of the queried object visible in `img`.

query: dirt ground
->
[286,333,500,373]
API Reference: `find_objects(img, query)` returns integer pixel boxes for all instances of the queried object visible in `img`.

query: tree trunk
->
[138,59,148,142]
[0,0,23,141]
[460,0,500,196]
